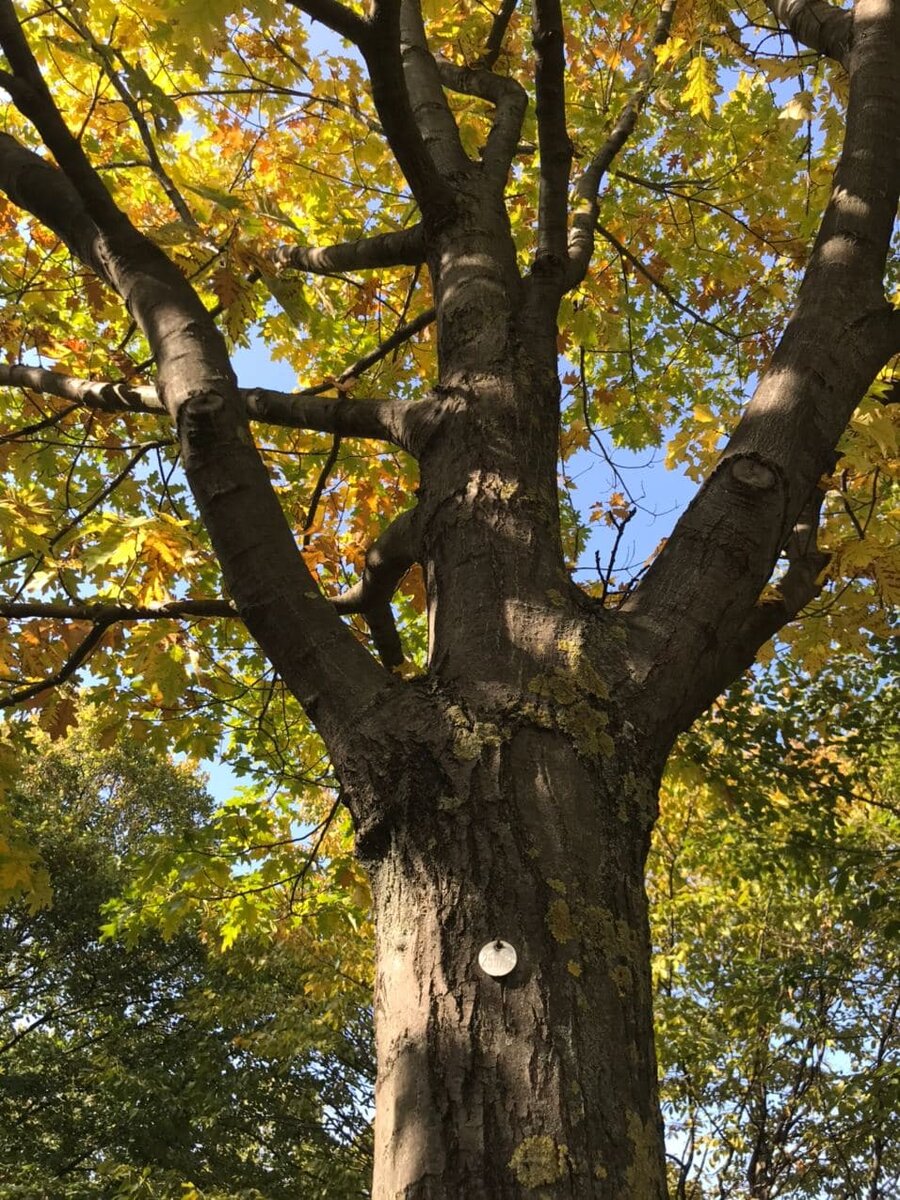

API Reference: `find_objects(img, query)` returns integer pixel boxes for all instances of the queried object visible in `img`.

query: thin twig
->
[301,307,436,396]
[0,403,78,443]
[288,792,344,914]
[599,505,637,600]
[597,222,740,341]
[303,434,342,547]
[0,599,238,707]
[0,621,108,707]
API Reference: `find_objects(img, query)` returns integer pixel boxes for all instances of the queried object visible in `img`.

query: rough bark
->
[336,167,674,1188]
[365,727,666,1198]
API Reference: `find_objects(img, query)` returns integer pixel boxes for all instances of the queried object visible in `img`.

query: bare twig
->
[49,441,170,550]
[6,438,169,605]
[596,222,740,341]
[599,505,637,601]
[288,792,344,914]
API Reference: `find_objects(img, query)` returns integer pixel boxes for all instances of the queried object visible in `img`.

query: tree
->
[0,0,896,1194]
[654,642,900,1197]
[0,716,373,1199]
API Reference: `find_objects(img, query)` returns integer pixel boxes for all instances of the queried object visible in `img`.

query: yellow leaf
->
[874,557,900,604]
[682,55,718,121]
[780,91,814,122]
[0,832,52,912]
[655,36,688,67]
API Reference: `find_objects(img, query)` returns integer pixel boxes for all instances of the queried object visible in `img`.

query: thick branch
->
[566,0,678,290]
[0,363,162,414]
[0,13,392,763]
[333,507,421,669]
[531,0,571,266]
[242,389,417,446]
[0,137,234,421]
[362,0,457,224]
[397,0,469,175]
[273,223,426,274]
[622,0,900,739]
[290,0,456,219]
[333,507,420,614]
[677,485,831,723]
[0,599,238,621]
[0,362,422,450]
[480,0,519,68]
[727,488,831,668]
[285,0,371,46]
[0,133,106,274]
[0,2,124,230]
[435,58,527,188]
[762,0,852,67]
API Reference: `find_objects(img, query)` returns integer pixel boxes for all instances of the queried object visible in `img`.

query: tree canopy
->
[0,0,895,732]
[656,640,900,1198]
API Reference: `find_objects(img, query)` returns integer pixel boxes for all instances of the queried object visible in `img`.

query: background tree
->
[0,716,374,1200]
[655,640,900,1198]
[0,0,897,1195]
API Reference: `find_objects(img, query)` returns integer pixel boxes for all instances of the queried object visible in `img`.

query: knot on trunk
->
[728,455,780,492]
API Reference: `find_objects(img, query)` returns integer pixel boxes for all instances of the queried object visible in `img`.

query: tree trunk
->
[367,727,668,1198]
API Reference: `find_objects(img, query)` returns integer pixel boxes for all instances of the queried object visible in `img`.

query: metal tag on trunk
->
[478,939,517,977]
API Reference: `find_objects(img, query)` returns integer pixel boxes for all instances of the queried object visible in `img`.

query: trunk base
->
[368,726,667,1199]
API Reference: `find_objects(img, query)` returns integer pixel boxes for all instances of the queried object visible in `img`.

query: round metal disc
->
[478,939,517,978]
